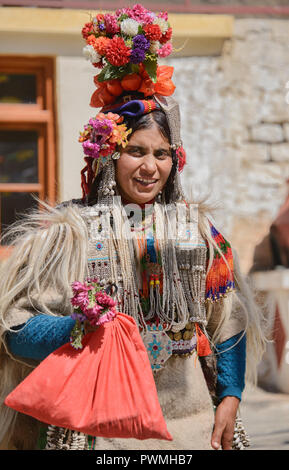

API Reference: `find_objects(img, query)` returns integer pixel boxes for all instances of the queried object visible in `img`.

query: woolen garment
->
[0,202,249,450]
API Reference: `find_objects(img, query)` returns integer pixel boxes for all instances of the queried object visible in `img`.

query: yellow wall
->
[0,7,234,56]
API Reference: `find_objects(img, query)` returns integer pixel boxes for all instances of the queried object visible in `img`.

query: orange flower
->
[93,37,111,56]
[87,34,97,46]
[96,112,121,123]
[90,86,115,107]
[111,124,132,147]
[138,65,175,97]
[107,79,123,97]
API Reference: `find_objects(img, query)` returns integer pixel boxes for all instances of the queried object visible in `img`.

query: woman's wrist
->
[219,395,240,407]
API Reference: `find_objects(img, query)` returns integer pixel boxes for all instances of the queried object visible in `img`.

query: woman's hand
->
[211,396,240,450]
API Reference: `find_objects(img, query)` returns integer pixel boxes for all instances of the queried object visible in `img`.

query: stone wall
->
[165,18,289,273]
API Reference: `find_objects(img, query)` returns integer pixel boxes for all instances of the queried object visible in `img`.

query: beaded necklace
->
[132,206,163,322]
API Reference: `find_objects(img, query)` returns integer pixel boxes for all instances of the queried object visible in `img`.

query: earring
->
[101,180,116,196]
[98,158,117,202]
[112,152,120,160]
[157,191,163,203]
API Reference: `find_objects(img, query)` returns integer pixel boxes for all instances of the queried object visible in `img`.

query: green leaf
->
[131,64,140,74]
[125,38,133,48]
[97,64,119,82]
[118,13,130,22]
[70,321,84,350]
[97,63,133,83]
[144,57,157,83]
[138,25,144,35]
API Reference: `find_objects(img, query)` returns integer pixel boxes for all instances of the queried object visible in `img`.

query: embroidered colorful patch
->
[205,221,235,302]
[142,324,172,372]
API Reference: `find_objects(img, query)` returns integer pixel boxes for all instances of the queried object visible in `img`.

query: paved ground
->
[240,384,289,450]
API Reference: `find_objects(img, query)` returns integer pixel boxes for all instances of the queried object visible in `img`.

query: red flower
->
[106,37,131,66]
[99,142,116,157]
[92,61,104,69]
[82,22,94,40]
[176,146,186,173]
[159,27,173,45]
[143,24,162,41]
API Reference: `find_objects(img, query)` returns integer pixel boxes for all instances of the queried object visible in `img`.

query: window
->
[0,56,57,257]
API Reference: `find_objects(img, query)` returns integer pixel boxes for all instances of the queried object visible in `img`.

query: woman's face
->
[116,122,173,205]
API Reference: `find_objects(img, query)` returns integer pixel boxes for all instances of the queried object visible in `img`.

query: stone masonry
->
[164,19,289,273]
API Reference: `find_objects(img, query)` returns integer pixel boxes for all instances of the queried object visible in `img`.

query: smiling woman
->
[116,118,173,205]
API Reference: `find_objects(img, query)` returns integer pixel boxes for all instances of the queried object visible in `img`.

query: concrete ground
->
[240,384,289,450]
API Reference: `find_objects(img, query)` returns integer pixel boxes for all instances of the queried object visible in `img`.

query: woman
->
[0,5,265,450]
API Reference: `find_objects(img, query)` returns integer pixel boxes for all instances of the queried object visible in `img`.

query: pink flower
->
[70,279,118,328]
[95,291,117,308]
[82,140,101,159]
[157,42,173,58]
[85,304,104,326]
[72,281,85,292]
[71,290,90,310]
[71,281,92,309]
[104,13,120,35]
[158,11,168,21]
[72,281,91,294]
[130,4,154,24]
[116,7,132,17]
[95,309,117,325]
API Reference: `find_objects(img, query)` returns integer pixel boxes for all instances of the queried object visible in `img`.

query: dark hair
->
[88,109,177,205]
[124,108,171,143]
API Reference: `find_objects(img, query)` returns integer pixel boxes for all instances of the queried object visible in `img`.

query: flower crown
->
[82,4,175,107]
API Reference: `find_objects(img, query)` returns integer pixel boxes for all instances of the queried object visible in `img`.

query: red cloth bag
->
[5,313,172,441]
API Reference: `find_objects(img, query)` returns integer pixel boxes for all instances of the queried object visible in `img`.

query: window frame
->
[0,56,57,258]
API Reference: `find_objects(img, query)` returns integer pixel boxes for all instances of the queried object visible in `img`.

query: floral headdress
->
[79,4,186,200]
[82,4,175,107]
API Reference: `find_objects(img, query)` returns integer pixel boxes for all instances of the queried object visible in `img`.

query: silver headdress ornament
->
[154,93,186,202]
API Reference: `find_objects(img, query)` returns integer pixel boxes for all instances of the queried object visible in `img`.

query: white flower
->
[153,17,169,33]
[82,45,101,64]
[120,18,140,36]
[149,41,160,54]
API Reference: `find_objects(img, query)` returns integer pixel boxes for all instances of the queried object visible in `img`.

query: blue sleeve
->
[6,314,76,361]
[215,331,246,402]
